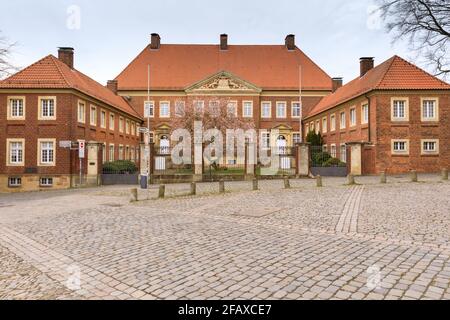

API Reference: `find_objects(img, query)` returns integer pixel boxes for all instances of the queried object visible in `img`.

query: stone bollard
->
[316,175,323,188]
[442,169,448,181]
[219,180,225,193]
[410,170,418,182]
[347,174,355,185]
[190,182,197,195]
[284,177,291,189]
[380,171,387,184]
[158,185,166,198]
[252,178,259,191]
[130,188,138,202]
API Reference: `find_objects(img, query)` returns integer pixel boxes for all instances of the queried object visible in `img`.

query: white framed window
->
[38,139,56,166]
[109,113,115,130]
[276,102,287,118]
[293,133,301,144]
[315,120,320,134]
[322,117,328,134]
[391,139,409,155]
[119,117,124,133]
[118,145,124,160]
[8,177,22,188]
[125,146,130,160]
[361,104,369,124]
[194,100,204,114]
[330,144,337,158]
[322,145,328,152]
[39,177,53,187]
[391,98,409,121]
[340,144,347,163]
[102,143,106,163]
[305,124,310,134]
[100,110,106,128]
[131,122,136,136]
[421,98,439,121]
[8,97,25,120]
[309,122,314,132]
[243,101,253,118]
[340,111,346,129]
[90,105,97,126]
[126,119,130,134]
[77,101,85,123]
[227,101,238,117]
[292,102,301,118]
[421,139,439,155]
[7,139,25,166]
[330,114,336,131]
[144,101,155,118]
[261,132,270,149]
[175,101,185,117]
[39,97,56,120]
[209,100,220,117]
[350,108,356,127]
[261,102,272,118]
[159,101,170,118]
[109,144,115,161]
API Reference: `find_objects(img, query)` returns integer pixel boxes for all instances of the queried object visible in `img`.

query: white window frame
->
[293,132,301,145]
[39,177,53,187]
[340,144,347,163]
[90,105,97,126]
[242,101,253,118]
[227,101,238,117]
[126,119,130,135]
[109,144,115,161]
[118,145,124,160]
[175,101,185,117]
[322,117,328,134]
[159,101,170,118]
[291,102,301,118]
[361,103,369,125]
[100,109,107,128]
[77,100,86,123]
[340,111,346,129]
[194,100,204,114]
[391,98,409,122]
[8,177,22,188]
[261,101,272,119]
[102,143,107,164]
[421,98,439,122]
[39,97,57,120]
[350,107,356,127]
[38,139,56,166]
[276,101,287,119]
[109,113,115,130]
[391,139,410,155]
[315,120,320,134]
[421,139,439,155]
[330,113,336,131]
[6,138,25,167]
[7,96,26,120]
[209,100,220,117]
[119,117,124,133]
[330,144,337,158]
[144,101,155,118]
[260,131,271,150]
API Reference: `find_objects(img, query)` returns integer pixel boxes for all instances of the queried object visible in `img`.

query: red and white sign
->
[78,140,86,158]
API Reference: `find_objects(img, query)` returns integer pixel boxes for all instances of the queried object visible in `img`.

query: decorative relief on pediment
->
[186,71,261,93]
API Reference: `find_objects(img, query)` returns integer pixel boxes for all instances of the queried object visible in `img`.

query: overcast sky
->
[1,0,412,85]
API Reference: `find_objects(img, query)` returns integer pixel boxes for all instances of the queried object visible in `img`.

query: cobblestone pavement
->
[0,175,449,300]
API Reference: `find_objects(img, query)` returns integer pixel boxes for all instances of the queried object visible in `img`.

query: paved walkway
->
[0,175,449,300]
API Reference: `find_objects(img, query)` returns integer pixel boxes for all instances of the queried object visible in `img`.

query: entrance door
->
[277,135,291,170]
[155,135,170,171]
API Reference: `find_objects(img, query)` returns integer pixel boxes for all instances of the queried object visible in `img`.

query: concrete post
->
[347,174,355,185]
[410,170,418,182]
[219,179,225,193]
[193,130,203,182]
[252,178,259,191]
[158,185,165,198]
[442,169,448,181]
[284,177,291,189]
[380,171,387,184]
[245,142,256,180]
[130,188,138,202]
[190,182,197,195]
[316,175,323,187]
[346,142,363,176]
[296,143,310,177]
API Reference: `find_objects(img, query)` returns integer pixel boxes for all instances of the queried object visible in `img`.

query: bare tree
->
[0,31,17,79]
[377,0,450,77]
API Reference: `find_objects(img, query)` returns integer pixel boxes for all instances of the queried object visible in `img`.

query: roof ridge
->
[1,54,54,82]
[114,45,150,82]
[373,55,397,89]
[49,55,72,87]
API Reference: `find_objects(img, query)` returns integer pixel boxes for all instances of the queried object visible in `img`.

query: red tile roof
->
[307,55,450,118]
[115,44,332,91]
[0,55,142,119]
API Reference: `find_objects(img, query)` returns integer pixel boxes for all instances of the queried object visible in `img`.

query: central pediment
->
[185,71,262,94]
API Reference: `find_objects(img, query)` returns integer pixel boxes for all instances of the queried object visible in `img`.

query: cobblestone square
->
[1,175,449,300]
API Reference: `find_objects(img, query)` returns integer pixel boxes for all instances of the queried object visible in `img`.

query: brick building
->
[0,48,142,192]
[304,56,450,174]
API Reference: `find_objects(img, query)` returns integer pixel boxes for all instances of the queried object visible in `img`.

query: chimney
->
[150,33,161,50]
[285,34,295,51]
[220,34,228,50]
[58,47,74,69]
[107,80,118,94]
[332,77,343,92]
[360,57,374,77]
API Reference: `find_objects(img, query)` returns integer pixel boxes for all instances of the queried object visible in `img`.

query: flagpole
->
[299,65,303,143]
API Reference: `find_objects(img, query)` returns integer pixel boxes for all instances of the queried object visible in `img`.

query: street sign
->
[78,140,85,159]
[59,141,72,148]
[139,127,149,133]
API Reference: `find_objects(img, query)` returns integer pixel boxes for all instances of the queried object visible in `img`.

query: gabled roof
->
[307,55,450,118]
[115,44,332,91]
[0,55,142,119]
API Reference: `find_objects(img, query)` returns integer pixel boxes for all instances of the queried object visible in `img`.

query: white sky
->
[1,0,412,85]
